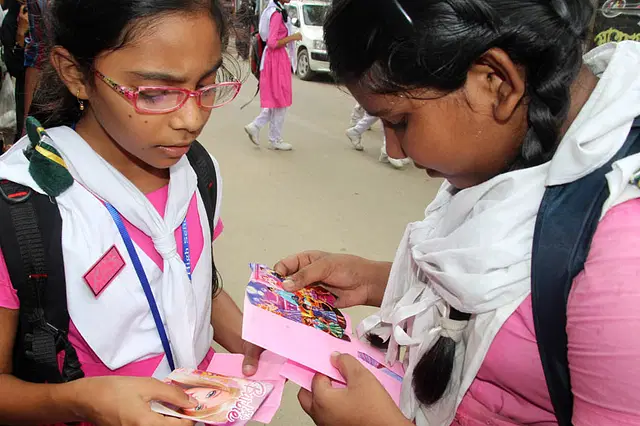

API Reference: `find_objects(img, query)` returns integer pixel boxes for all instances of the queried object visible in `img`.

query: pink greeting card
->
[206,352,287,424]
[151,369,274,425]
[242,264,404,405]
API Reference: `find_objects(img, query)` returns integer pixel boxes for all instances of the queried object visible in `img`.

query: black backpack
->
[532,117,640,425]
[0,141,218,384]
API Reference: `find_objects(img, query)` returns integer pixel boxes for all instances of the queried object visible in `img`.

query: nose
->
[171,94,207,134]
[383,126,408,160]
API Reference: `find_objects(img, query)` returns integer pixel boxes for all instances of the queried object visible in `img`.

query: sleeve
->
[567,198,640,425]
[0,247,19,310]
[209,153,223,244]
[266,12,283,50]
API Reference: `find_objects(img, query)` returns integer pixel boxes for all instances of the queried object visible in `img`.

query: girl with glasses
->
[275,0,640,425]
[0,1,263,425]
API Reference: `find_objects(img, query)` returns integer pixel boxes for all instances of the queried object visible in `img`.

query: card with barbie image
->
[151,369,274,425]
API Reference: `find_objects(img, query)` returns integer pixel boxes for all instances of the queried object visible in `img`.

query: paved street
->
[200,66,443,425]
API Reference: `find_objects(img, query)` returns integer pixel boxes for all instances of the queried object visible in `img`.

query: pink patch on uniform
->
[83,246,125,297]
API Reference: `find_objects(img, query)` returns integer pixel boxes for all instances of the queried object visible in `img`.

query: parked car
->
[285,0,331,80]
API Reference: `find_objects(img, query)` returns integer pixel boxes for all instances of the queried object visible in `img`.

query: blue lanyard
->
[105,203,192,371]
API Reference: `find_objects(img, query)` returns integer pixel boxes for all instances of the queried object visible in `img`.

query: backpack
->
[0,141,219,384]
[249,31,265,82]
[532,116,640,425]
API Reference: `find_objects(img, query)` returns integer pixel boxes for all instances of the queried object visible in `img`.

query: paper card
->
[242,264,404,405]
[207,352,287,424]
[151,369,273,425]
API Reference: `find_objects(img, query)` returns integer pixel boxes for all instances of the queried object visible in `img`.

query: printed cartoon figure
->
[247,264,351,341]
[168,373,243,423]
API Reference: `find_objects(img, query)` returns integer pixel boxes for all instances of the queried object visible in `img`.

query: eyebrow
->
[128,58,224,84]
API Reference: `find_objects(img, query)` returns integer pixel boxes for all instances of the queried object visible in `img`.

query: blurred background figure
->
[244,0,301,151]
[234,0,256,60]
[346,103,411,169]
[0,0,28,146]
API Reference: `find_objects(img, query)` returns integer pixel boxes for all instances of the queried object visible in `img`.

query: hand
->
[73,376,196,426]
[274,251,390,308]
[291,32,303,42]
[242,341,265,376]
[17,6,29,32]
[298,353,410,426]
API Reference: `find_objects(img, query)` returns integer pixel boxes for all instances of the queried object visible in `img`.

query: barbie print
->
[151,369,274,425]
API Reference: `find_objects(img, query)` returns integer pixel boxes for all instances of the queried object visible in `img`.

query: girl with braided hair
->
[274,0,640,424]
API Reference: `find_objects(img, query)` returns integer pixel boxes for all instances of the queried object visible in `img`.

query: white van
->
[285,0,331,80]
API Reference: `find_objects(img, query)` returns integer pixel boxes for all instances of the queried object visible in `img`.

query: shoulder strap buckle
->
[0,180,33,204]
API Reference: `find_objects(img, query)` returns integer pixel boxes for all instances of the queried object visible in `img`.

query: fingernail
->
[243,365,255,376]
[282,279,294,290]
[331,351,341,361]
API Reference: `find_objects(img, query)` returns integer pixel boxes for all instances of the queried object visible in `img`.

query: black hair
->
[325,0,595,171]
[31,0,230,129]
[326,0,595,406]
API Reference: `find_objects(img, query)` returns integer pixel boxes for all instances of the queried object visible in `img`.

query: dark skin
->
[0,11,262,426]
[276,49,599,425]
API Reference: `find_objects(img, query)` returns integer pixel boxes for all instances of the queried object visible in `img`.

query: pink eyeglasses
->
[94,69,242,114]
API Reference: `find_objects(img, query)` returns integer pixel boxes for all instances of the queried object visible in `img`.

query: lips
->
[158,143,192,158]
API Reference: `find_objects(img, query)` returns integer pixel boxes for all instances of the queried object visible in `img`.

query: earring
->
[76,90,85,111]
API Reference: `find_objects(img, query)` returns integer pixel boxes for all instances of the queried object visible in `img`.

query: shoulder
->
[570,198,640,304]
[567,198,640,422]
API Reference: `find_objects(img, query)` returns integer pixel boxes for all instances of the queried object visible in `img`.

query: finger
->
[145,379,197,408]
[242,343,265,376]
[297,388,314,416]
[330,352,368,384]
[281,255,334,292]
[310,372,333,394]
[274,251,319,277]
[158,416,195,426]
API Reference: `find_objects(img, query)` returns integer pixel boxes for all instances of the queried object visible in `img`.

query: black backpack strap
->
[0,180,83,384]
[186,141,218,240]
[532,117,640,425]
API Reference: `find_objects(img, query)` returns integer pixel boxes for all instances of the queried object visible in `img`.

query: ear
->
[466,48,526,123]
[50,47,90,100]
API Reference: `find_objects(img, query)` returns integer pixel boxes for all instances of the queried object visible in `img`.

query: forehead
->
[98,12,222,76]
[347,84,408,117]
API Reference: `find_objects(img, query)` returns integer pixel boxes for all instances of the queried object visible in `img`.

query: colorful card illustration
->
[151,369,274,425]
[246,264,350,341]
[242,264,404,405]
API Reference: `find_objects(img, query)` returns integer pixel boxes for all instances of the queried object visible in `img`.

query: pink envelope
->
[242,264,404,405]
[207,351,287,424]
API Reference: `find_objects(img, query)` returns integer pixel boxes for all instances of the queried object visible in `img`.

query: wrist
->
[365,260,391,307]
[51,379,93,422]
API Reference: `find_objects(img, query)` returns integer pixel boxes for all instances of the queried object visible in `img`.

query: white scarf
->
[359,41,640,425]
[56,129,202,369]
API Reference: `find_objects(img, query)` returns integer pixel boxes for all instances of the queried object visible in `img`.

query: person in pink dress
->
[244,0,301,151]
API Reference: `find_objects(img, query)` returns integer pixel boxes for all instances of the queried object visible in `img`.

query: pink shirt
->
[454,198,640,425]
[0,185,223,377]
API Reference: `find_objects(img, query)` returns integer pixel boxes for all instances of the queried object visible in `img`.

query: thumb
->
[242,342,265,376]
[145,379,197,409]
[330,352,367,385]
[282,256,333,292]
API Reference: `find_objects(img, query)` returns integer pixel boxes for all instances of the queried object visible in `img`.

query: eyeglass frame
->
[93,69,242,115]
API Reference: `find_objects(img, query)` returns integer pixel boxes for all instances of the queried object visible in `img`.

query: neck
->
[559,65,599,139]
[75,112,169,194]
